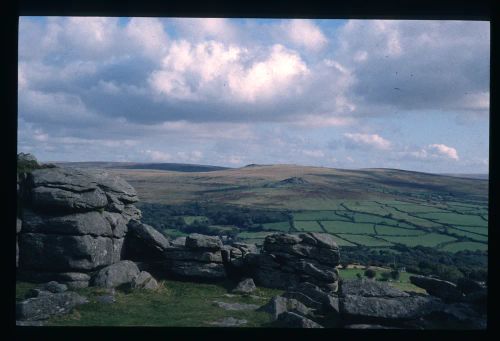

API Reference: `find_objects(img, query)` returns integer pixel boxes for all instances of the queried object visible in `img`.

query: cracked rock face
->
[17,167,141,286]
[246,233,340,291]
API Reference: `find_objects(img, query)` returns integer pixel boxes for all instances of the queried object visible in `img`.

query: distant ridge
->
[53,161,231,173]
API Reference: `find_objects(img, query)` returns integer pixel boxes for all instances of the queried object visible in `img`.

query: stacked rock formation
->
[245,233,340,292]
[162,233,226,279]
[17,167,141,288]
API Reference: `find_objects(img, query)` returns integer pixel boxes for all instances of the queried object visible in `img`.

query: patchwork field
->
[102,165,487,253]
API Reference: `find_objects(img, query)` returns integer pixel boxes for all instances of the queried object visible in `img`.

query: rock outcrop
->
[409,275,463,303]
[162,234,226,279]
[245,233,340,292]
[17,167,141,288]
[16,281,88,322]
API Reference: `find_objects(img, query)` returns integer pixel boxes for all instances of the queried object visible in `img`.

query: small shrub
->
[364,268,376,279]
[390,270,401,280]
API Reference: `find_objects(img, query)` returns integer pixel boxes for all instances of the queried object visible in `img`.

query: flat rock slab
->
[96,295,116,304]
[340,295,443,321]
[232,278,257,294]
[277,311,323,328]
[212,301,260,311]
[340,279,410,298]
[208,317,248,327]
[16,291,88,321]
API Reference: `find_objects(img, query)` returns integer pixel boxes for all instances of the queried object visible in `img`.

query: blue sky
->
[17,17,489,173]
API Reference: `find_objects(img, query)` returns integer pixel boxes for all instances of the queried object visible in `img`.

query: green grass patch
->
[441,241,488,252]
[261,221,290,232]
[446,228,488,242]
[338,269,426,294]
[336,234,393,246]
[447,225,488,235]
[415,212,487,227]
[41,279,283,327]
[237,231,276,240]
[379,233,457,247]
[352,212,400,225]
[294,220,323,232]
[375,225,427,236]
[161,228,188,238]
[329,235,356,246]
[16,281,38,301]
[292,210,343,221]
[321,221,375,234]
[182,215,209,224]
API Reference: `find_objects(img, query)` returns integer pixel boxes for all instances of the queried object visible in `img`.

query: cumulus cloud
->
[344,133,392,150]
[334,20,490,116]
[17,17,488,172]
[281,19,328,51]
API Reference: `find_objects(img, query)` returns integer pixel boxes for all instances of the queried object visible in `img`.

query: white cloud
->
[302,149,325,158]
[293,115,355,127]
[344,133,392,150]
[125,17,169,59]
[282,19,327,51]
[428,144,459,160]
[227,44,309,102]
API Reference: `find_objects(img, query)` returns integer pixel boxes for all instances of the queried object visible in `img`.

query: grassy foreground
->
[16,269,426,327]
[16,279,283,327]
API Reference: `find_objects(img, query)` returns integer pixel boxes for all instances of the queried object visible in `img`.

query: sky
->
[17,17,490,173]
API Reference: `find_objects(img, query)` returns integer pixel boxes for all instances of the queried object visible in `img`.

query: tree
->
[390,270,401,281]
[380,272,391,281]
[356,273,362,280]
[364,268,376,279]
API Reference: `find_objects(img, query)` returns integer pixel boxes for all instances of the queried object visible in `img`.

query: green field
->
[261,221,291,232]
[375,225,427,236]
[292,210,346,221]
[415,212,487,227]
[181,215,209,224]
[379,233,457,247]
[441,241,488,252]
[336,234,393,246]
[321,221,375,234]
[446,228,488,242]
[294,220,323,232]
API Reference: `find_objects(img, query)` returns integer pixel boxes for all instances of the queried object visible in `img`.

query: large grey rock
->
[16,291,88,321]
[410,276,463,302]
[19,233,123,271]
[340,295,443,321]
[39,281,68,293]
[17,218,22,233]
[22,210,127,238]
[277,311,323,328]
[164,247,223,263]
[167,260,226,279]
[260,296,313,321]
[92,260,140,288]
[263,233,340,266]
[232,278,257,294]
[130,271,159,290]
[125,220,170,261]
[185,233,222,250]
[31,186,108,213]
[231,242,259,254]
[340,279,410,298]
[28,167,138,214]
[171,236,186,247]
[290,282,340,314]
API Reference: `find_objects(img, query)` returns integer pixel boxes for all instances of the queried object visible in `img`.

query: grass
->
[446,228,488,242]
[336,234,393,247]
[294,220,323,232]
[441,241,488,252]
[375,225,427,236]
[292,210,345,221]
[415,212,487,227]
[162,228,188,238]
[261,221,291,232]
[37,279,283,327]
[182,215,209,224]
[378,233,457,247]
[338,268,426,294]
[321,221,375,234]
